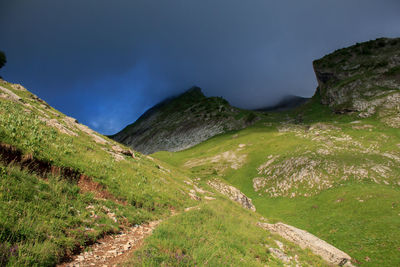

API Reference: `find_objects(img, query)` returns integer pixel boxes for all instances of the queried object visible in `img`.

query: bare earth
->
[58,220,161,267]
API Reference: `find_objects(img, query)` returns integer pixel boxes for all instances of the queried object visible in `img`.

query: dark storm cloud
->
[1,0,400,134]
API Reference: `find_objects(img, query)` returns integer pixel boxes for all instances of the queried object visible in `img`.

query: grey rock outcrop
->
[313,37,400,126]
[207,179,256,211]
[257,222,354,266]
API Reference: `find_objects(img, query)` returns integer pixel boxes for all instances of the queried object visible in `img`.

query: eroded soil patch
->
[0,143,123,204]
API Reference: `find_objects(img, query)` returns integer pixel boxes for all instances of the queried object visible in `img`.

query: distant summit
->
[255,95,310,112]
[110,87,259,154]
[183,86,204,97]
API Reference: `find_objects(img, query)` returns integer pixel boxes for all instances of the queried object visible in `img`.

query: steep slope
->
[313,37,400,127]
[0,80,192,265]
[153,38,400,267]
[111,86,259,154]
[0,80,328,266]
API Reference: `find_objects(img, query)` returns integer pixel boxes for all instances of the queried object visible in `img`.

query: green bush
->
[385,66,400,76]
[0,51,6,69]
[245,112,257,123]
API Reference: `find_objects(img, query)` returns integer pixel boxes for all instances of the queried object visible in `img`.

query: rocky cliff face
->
[111,87,258,154]
[313,37,400,126]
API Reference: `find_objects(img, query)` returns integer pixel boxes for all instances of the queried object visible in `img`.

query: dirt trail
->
[58,220,162,267]
[58,208,187,267]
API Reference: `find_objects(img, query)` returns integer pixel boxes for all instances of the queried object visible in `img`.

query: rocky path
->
[57,176,208,266]
[58,220,162,267]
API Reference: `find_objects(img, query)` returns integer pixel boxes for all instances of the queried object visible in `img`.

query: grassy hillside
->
[0,80,194,265]
[129,197,328,267]
[0,80,326,266]
[2,37,398,267]
[154,94,400,266]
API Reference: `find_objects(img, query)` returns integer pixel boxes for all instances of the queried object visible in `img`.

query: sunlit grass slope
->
[0,80,327,266]
[129,197,329,267]
[0,80,194,265]
[154,94,400,267]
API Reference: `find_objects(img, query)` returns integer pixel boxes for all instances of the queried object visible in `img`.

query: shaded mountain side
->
[255,95,310,112]
[110,86,259,154]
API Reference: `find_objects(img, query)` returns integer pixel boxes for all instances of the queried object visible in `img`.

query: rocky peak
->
[111,86,258,154]
[312,37,400,126]
[182,86,205,98]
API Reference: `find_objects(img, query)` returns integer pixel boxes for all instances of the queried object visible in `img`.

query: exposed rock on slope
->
[111,87,258,154]
[208,178,256,211]
[313,37,400,126]
[257,222,353,266]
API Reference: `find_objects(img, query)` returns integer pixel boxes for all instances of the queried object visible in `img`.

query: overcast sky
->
[1,0,400,134]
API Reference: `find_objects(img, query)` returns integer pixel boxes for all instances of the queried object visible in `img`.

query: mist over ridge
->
[1,0,400,134]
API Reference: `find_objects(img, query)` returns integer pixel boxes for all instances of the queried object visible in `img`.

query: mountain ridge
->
[1,37,400,266]
[0,79,332,266]
[111,86,259,154]
[151,37,400,266]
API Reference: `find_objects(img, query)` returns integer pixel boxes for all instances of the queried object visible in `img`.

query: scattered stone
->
[185,150,247,171]
[275,240,285,250]
[208,179,256,211]
[317,148,331,155]
[184,180,193,186]
[253,177,267,191]
[268,247,292,263]
[188,192,200,201]
[11,84,27,91]
[257,155,279,174]
[193,185,210,194]
[109,151,125,162]
[184,206,200,212]
[352,124,374,130]
[0,85,22,102]
[382,152,400,163]
[111,145,132,156]
[35,107,50,118]
[309,122,341,131]
[38,117,78,136]
[75,123,109,145]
